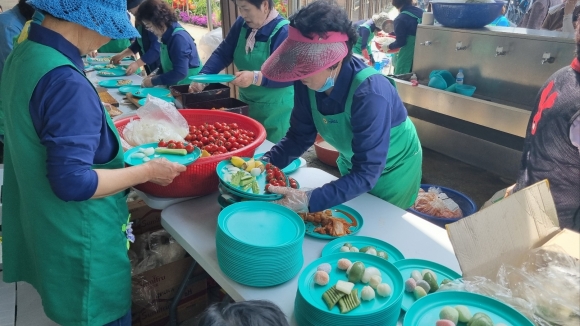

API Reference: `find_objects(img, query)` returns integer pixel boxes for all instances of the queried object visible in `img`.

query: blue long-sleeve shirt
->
[201,16,292,88]
[355,19,376,48]
[263,58,408,212]
[152,22,201,86]
[128,26,161,66]
[0,6,26,78]
[27,23,118,202]
[389,5,424,50]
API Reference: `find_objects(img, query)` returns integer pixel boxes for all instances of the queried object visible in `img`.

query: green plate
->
[189,74,235,83]
[298,252,404,317]
[118,85,141,95]
[404,291,534,326]
[217,202,304,248]
[321,236,405,263]
[131,88,172,99]
[124,142,201,166]
[254,153,303,175]
[97,68,127,77]
[304,204,364,240]
[393,258,462,311]
[98,79,133,88]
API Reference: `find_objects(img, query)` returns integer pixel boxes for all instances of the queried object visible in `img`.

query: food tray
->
[184,98,249,116]
[170,84,230,109]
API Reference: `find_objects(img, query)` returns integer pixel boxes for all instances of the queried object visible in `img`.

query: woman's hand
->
[125,62,140,75]
[141,77,154,88]
[269,186,312,213]
[144,158,186,186]
[231,71,255,88]
[188,82,206,93]
[88,50,98,58]
[111,53,125,64]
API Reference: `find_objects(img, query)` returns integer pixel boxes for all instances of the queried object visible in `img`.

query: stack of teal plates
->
[294,253,404,326]
[216,202,305,287]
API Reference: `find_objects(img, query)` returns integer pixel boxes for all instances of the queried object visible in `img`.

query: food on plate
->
[441,278,452,286]
[343,243,353,248]
[264,163,289,188]
[337,289,360,314]
[405,278,417,292]
[322,285,346,310]
[340,246,350,253]
[185,122,256,156]
[416,280,431,293]
[299,210,352,237]
[361,266,381,284]
[338,243,389,260]
[468,312,493,326]
[116,79,132,86]
[376,250,388,260]
[369,275,382,289]
[411,270,423,282]
[376,283,392,297]
[359,246,374,253]
[230,156,245,168]
[422,270,439,292]
[440,306,459,324]
[349,247,359,252]
[337,258,352,270]
[346,261,365,283]
[91,57,110,62]
[314,271,330,286]
[413,286,427,299]
[317,263,332,274]
[155,148,187,156]
[360,285,375,301]
[129,147,158,163]
[157,140,196,154]
[436,320,456,326]
[99,71,116,76]
[413,187,463,218]
[335,280,355,295]
[455,305,472,323]
[365,248,377,256]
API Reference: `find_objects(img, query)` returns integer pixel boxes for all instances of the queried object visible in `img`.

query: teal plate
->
[97,68,127,77]
[298,252,404,318]
[93,64,119,70]
[303,204,363,240]
[321,236,405,263]
[124,142,201,166]
[131,88,171,99]
[254,153,303,175]
[138,98,146,106]
[216,158,283,199]
[119,85,141,95]
[98,79,133,88]
[137,96,174,105]
[189,74,235,83]
[404,291,534,326]
[217,202,304,248]
[393,258,462,311]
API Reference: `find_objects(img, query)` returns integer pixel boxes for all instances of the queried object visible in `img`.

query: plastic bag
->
[132,230,187,275]
[440,245,580,325]
[198,28,223,63]
[122,95,188,147]
[132,275,159,313]
[413,187,463,218]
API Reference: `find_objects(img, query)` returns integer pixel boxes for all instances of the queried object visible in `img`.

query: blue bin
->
[432,1,506,29]
[408,184,477,228]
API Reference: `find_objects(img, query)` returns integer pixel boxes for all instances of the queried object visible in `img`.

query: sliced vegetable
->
[337,289,360,314]
[322,286,346,310]
[251,181,259,194]
[155,148,187,156]
[336,280,355,295]
[130,153,146,159]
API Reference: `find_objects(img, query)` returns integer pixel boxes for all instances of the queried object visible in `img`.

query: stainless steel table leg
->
[169,260,198,326]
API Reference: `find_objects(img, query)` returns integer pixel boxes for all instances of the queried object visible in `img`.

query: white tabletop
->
[160,148,460,324]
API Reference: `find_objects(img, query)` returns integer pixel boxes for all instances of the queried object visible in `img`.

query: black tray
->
[181,98,249,116]
[170,84,230,109]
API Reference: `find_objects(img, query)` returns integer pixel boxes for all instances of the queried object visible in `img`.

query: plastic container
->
[410,73,419,86]
[429,70,455,86]
[456,84,477,96]
[313,134,339,167]
[184,98,249,116]
[170,83,230,109]
[432,1,506,29]
[428,75,447,90]
[408,184,477,228]
[114,110,266,198]
[456,69,464,85]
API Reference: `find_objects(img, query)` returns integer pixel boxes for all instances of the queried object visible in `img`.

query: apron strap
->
[401,10,423,23]
[269,19,289,41]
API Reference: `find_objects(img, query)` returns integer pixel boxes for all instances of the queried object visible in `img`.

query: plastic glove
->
[268,186,312,213]
[188,81,207,93]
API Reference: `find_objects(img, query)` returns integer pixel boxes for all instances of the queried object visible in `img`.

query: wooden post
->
[207,0,214,31]
[220,0,239,98]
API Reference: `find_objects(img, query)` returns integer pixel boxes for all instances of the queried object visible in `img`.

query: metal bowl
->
[432,1,506,29]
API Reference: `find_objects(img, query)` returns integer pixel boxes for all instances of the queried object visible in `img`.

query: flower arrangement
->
[274,0,288,17]
[168,0,221,27]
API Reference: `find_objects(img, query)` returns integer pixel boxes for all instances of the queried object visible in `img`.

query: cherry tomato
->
[210,130,219,138]
[279,181,286,187]
[218,136,226,143]
[213,122,222,129]
[167,143,176,149]
[232,142,240,148]
[189,126,196,133]
[185,144,194,153]
[202,131,209,137]
[224,142,232,149]
[290,182,297,189]
[270,180,278,186]
[217,146,227,153]
[200,137,209,145]
[266,163,272,170]
[227,137,236,143]
[184,135,192,141]
[229,123,238,130]
[208,136,216,143]
[230,147,238,151]
[265,184,271,192]
[274,171,282,179]
[223,131,232,139]
[175,142,185,149]
[207,125,215,131]
[158,140,167,147]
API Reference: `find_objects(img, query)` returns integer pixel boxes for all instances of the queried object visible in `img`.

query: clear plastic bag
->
[131,230,187,275]
[132,275,159,313]
[413,187,463,218]
[122,96,188,147]
[439,245,580,325]
[198,28,223,62]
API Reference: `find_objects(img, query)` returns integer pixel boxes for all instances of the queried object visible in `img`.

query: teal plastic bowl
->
[445,83,457,93]
[456,84,476,96]
[429,70,455,86]
[428,75,448,90]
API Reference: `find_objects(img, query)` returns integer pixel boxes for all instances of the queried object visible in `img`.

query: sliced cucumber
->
[155,148,187,156]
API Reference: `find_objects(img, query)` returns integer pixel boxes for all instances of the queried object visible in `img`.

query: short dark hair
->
[196,300,289,326]
[392,0,412,9]
[289,0,358,63]
[231,0,274,10]
[136,0,177,29]
[18,0,35,21]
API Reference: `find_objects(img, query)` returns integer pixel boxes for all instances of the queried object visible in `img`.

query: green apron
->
[99,38,132,53]
[160,27,202,85]
[233,20,294,143]
[309,67,422,209]
[1,40,131,325]
[394,11,422,75]
[352,22,373,60]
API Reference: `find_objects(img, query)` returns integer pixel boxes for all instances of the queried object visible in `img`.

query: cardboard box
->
[132,256,208,326]
[447,180,579,279]
[128,199,162,235]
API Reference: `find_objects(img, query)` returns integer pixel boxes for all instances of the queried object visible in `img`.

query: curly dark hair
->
[136,0,177,30]
[18,0,35,21]
[230,0,274,10]
[289,0,358,63]
[196,300,289,326]
[392,0,412,9]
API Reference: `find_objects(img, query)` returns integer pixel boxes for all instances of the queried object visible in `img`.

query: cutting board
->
[98,91,119,107]
[126,93,142,107]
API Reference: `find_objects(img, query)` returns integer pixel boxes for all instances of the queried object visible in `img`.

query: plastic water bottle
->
[381,57,390,75]
[456,69,464,85]
[374,62,382,71]
[410,73,418,86]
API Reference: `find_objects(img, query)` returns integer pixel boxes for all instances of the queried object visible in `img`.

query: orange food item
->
[299,210,352,237]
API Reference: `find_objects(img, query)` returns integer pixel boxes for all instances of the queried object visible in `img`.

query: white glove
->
[268,186,312,213]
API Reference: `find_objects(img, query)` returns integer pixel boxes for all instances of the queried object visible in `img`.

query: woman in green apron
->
[387,0,423,74]
[352,12,389,65]
[137,0,202,87]
[188,0,293,143]
[260,0,422,213]
[0,1,185,324]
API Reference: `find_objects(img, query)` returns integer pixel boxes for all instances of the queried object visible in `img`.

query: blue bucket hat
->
[27,0,139,40]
